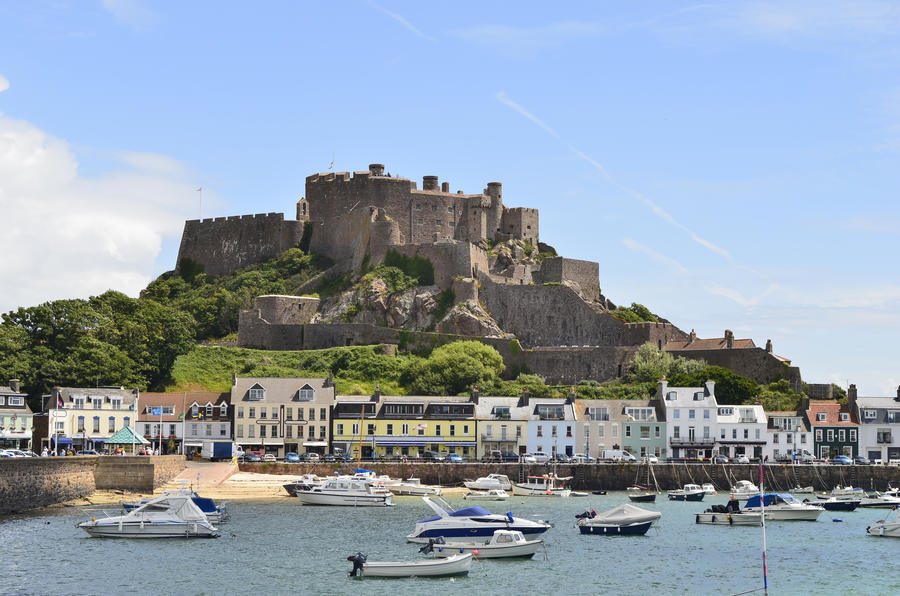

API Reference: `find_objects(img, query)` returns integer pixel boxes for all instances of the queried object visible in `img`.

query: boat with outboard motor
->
[668,484,705,502]
[419,529,543,559]
[695,499,763,526]
[78,493,219,538]
[743,493,823,521]
[813,497,860,512]
[464,474,512,491]
[406,495,552,543]
[788,485,814,495]
[702,483,717,495]
[512,474,572,497]
[627,486,656,503]
[867,506,900,538]
[729,480,760,501]
[347,552,472,578]
[121,487,228,523]
[296,476,394,506]
[575,503,661,535]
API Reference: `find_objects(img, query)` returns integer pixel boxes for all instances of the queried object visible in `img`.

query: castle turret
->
[369,163,385,176]
[485,182,503,240]
[725,329,734,349]
[423,175,439,191]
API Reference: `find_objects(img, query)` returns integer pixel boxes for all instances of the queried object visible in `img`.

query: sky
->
[1,1,899,395]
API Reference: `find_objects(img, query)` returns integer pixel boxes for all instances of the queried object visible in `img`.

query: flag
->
[152,408,162,416]
[57,396,63,408]
[415,424,427,431]
[178,413,184,420]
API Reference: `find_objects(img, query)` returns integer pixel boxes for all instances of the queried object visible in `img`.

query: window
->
[666,391,677,400]
[587,407,609,421]
[109,398,121,409]
[248,425,255,438]
[888,411,900,423]
[536,425,542,438]
[612,423,618,437]
[297,408,304,420]
[74,397,85,408]
[220,424,227,437]
[817,413,826,422]
[143,423,151,435]
[92,416,100,432]
[450,425,455,436]
[597,425,604,438]
[673,426,680,439]
[248,387,264,400]
[367,423,375,435]
[827,429,834,441]
[693,391,704,401]
[309,408,315,421]
[108,416,115,432]
[297,385,314,401]
[260,425,267,438]
[286,426,292,438]
[514,425,519,438]
[838,429,845,442]
[703,426,710,439]
[0,396,4,405]
[386,423,393,435]
[272,407,279,419]
[169,424,176,436]
[689,410,695,419]
[673,410,680,419]
[206,404,213,417]
[801,434,807,444]
[865,410,876,419]
[320,408,327,420]
[703,410,710,419]
[743,429,748,439]
[77,416,85,431]
[237,407,244,419]
[92,398,103,409]
[435,424,441,436]
[785,433,791,443]
[721,429,726,439]
[220,404,228,417]
[248,407,255,418]
[237,426,243,438]
[551,425,558,438]
[352,423,359,435]
[191,423,198,435]
[850,429,856,441]
[402,424,409,434]
[285,408,292,421]
[566,425,572,438]
[320,426,327,438]
[259,408,267,419]
[640,426,650,440]
[625,408,654,421]
[337,423,344,435]
[625,426,632,438]
[205,425,212,436]
[839,413,849,422]
[417,426,425,436]
[732,429,737,439]
[272,425,278,438]
[774,434,780,444]
[718,407,734,415]
[298,425,304,438]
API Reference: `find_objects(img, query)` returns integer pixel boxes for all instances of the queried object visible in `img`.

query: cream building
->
[42,386,140,453]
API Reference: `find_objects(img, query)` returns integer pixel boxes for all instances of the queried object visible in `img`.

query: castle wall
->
[500,207,539,245]
[388,241,489,288]
[536,257,601,302]
[176,213,303,277]
[478,276,625,348]
[667,347,803,390]
[623,322,690,349]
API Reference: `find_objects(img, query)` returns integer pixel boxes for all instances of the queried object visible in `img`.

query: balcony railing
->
[671,437,716,446]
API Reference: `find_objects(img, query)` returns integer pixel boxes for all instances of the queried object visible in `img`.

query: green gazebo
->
[105,426,151,455]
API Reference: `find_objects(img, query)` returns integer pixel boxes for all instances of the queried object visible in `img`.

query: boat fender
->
[727,514,732,525]
[473,549,479,556]
[459,547,465,553]
[833,519,842,522]
[711,515,716,523]
[546,489,552,495]
[506,512,515,524]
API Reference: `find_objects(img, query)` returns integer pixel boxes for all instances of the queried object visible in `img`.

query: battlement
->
[187,212,285,225]
[623,322,675,329]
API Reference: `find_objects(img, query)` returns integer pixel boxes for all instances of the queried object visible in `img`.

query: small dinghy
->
[464,489,509,501]
[419,529,543,559]
[867,507,900,538]
[576,504,661,536]
[814,498,860,512]
[347,552,473,578]
[627,486,656,503]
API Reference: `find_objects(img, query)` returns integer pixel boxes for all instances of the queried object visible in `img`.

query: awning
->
[91,438,106,443]
[378,440,428,447]
[51,437,73,445]
[303,441,328,447]
[183,441,204,447]
[439,441,476,447]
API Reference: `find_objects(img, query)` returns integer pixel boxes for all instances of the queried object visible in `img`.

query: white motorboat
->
[830,485,865,498]
[296,476,394,506]
[627,486,657,503]
[729,480,760,501]
[283,474,324,496]
[867,507,900,538]
[121,488,228,523]
[668,484,705,502]
[744,493,823,521]
[695,499,763,526]
[420,529,543,558]
[858,493,900,508]
[788,485,814,495]
[348,552,472,577]
[464,489,509,501]
[464,474,512,491]
[406,496,551,543]
[702,483,717,495]
[78,493,219,538]
[388,478,442,496]
[512,475,572,497]
[576,504,661,535]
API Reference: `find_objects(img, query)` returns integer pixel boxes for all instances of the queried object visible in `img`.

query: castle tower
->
[296,197,309,222]
[485,182,503,241]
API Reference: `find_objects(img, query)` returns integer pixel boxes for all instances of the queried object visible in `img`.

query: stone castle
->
[175,163,802,388]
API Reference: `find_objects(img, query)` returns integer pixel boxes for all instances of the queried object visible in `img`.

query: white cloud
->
[0,111,202,313]
[366,0,435,41]
[705,281,779,308]
[0,74,9,93]
[101,0,158,31]
[622,238,689,274]
[735,0,900,38]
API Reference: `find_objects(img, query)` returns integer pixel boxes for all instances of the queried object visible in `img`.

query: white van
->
[602,449,637,462]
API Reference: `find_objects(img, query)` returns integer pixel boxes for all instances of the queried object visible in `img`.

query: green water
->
[2,493,896,595]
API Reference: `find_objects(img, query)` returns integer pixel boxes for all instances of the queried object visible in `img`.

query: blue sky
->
[1,1,898,395]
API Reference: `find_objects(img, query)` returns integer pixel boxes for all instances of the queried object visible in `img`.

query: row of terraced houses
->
[12,376,900,464]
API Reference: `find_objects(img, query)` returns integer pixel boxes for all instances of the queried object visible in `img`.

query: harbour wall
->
[240,462,900,492]
[0,456,186,516]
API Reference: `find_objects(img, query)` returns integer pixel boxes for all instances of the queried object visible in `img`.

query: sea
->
[1,492,897,595]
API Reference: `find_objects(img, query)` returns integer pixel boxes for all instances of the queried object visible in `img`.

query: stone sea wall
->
[241,462,900,492]
[95,455,186,493]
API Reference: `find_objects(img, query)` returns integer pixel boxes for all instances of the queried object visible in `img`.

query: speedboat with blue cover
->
[743,493,823,521]
[406,496,551,543]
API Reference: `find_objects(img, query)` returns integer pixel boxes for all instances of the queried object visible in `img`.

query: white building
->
[716,404,766,460]
[42,386,139,453]
[657,378,718,459]
[850,384,900,463]
[764,411,810,462]
[525,396,577,457]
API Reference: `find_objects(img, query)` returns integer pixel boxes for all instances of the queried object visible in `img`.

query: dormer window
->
[839,413,849,422]
[693,392,704,401]
[817,413,826,422]
[296,385,314,401]
[666,391,677,400]
[865,410,876,419]
[206,404,213,417]
[220,403,228,416]
[248,385,265,400]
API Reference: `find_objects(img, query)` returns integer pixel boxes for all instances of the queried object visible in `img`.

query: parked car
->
[423,451,445,462]
[484,449,518,462]
[284,452,300,463]
[523,452,551,464]
[0,450,15,458]
[571,453,596,463]
[299,452,321,462]
[75,450,101,456]
[262,453,277,462]
[520,453,537,464]
[446,453,463,463]
[712,455,729,464]
[854,455,871,465]
[832,455,853,465]
[553,454,573,463]
[734,455,750,464]
[240,452,262,462]
[642,455,659,464]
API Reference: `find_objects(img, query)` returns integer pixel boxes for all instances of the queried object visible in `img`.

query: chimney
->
[231,369,236,387]
[765,339,773,354]
[373,382,381,400]
[423,175,439,191]
[470,385,479,404]
[688,329,696,344]
[566,386,576,404]
[848,384,857,400]
[657,376,668,401]
[519,387,530,407]
[705,379,716,397]
[9,379,20,393]
[441,182,450,193]
[368,163,385,176]
[725,329,734,349]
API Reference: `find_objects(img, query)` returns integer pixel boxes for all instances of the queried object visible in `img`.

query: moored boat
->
[668,484,705,502]
[744,493,823,521]
[406,496,551,543]
[388,478,442,496]
[419,529,543,559]
[122,489,228,523]
[867,507,900,538]
[702,483,717,495]
[627,485,656,503]
[78,493,219,538]
[283,474,324,496]
[729,480,760,501]
[296,476,394,506]
[814,498,860,512]
[695,499,762,526]
[464,489,509,501]
[463,474,512,491]
[512,475,572,497]
[576,504,661,536]
[348,552,472,577]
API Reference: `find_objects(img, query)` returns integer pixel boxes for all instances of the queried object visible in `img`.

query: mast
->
[759,461,768,595]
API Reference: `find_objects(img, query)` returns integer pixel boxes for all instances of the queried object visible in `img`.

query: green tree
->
[625,342,706,384]
[668,365,760,405]
[401,341,504,395]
